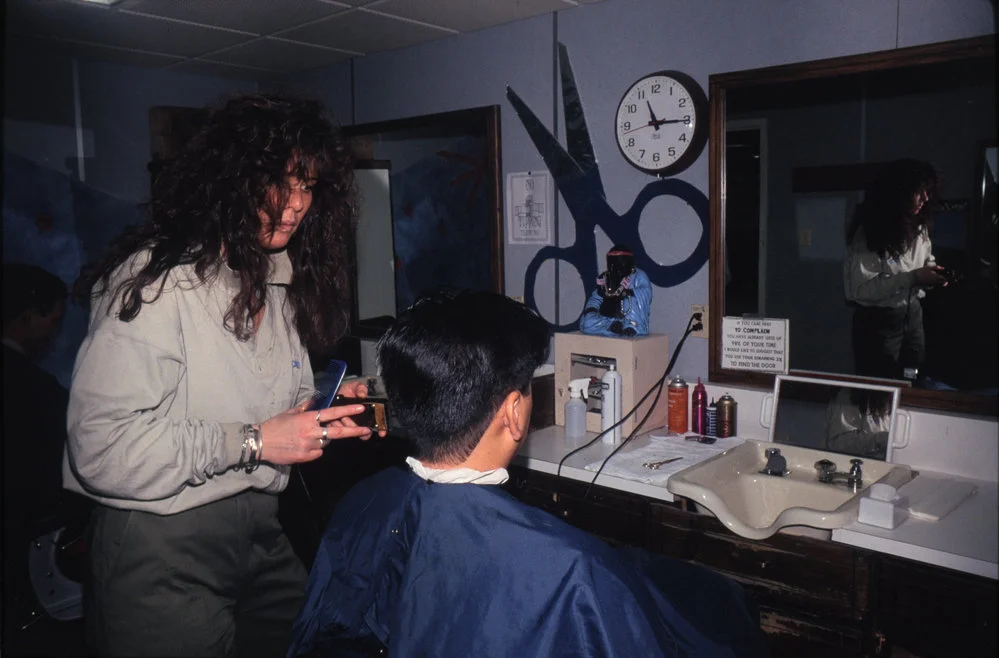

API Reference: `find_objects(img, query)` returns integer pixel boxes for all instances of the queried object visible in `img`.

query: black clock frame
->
[615,70,709,177]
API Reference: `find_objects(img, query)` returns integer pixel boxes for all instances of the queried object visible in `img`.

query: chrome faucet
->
[814,458,863,491]
[760,448,789,477]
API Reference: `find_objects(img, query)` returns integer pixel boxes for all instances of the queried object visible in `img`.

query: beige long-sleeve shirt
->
[64,250,313,514]
[844,226,934,308]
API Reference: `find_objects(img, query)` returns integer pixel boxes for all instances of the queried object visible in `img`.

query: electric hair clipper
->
[330,395,393,433]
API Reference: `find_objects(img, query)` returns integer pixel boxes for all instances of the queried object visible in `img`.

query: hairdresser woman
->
[844,158,949,381]
[65,94,374,657]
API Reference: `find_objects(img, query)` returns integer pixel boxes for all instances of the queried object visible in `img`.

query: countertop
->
[513,425,744,503]
[832,475,998,580]
[518,425,999,580]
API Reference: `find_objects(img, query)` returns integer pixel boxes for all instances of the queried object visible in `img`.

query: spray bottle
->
[601,364,622,445]
[565,378,590,439]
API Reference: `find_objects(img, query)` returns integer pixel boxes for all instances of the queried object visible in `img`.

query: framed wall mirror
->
[709,36,997,416]
[343,106,504,337]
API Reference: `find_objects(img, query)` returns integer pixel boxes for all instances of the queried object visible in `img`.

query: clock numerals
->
[614,71,707,176]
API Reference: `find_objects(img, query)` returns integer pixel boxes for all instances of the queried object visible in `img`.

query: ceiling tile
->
[279,9,453,54]
[119,0,349,36]
[53,39,187,68]
[6,33,186,69]
[5,0,114,41]
[69,11,254,57]
[324,0,380,6]
[204,38,352,73]
[372,0,569,32]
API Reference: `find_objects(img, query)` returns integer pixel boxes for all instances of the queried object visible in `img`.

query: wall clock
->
[614,71,708,177]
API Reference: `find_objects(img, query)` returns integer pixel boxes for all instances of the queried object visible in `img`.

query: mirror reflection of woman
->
[844,158,949,381]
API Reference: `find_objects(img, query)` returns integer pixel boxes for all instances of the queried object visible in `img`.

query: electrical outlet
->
[691,304,708,339]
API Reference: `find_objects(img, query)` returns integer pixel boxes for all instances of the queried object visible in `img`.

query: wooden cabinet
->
[505,465,997,658]
[876,556,997,658]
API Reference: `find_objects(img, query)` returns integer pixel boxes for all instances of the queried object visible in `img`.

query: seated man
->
[288,291,767,657]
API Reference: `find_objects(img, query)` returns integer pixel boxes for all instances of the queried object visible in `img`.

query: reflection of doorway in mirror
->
[725,120,768,316]
[354,162,396,322]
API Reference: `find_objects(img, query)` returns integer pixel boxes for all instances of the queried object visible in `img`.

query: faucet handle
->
[765,448,782,458]
[814,459,837,475]
[849,458,863,476]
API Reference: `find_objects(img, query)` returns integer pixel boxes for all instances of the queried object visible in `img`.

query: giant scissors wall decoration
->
[506,44,710,331]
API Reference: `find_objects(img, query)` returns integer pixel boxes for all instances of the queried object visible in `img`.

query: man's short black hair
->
[377,290,551,464]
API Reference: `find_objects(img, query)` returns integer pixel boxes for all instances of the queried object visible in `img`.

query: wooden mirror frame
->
[342,105,504,338]
[708,36,997,416]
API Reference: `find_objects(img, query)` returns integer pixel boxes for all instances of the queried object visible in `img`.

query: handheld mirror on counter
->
[769,374,903,462]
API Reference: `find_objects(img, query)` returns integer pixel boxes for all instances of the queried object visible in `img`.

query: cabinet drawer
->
[693,528,870,620]
[760,608,868,658]
[648,501,700,559]
[506,466,649,548]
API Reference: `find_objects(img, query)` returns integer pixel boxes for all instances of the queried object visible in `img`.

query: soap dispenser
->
[565,378,589,439]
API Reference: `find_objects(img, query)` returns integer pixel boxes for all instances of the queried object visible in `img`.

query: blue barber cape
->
[288,467,767,657]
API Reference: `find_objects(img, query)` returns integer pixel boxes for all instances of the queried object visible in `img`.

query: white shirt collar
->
[405,456,509,486]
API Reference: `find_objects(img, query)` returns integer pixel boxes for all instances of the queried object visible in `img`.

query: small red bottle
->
[691,377,707,434]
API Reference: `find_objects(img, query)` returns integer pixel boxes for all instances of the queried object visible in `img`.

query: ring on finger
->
[322,427,328,440]
[315,410,322,424]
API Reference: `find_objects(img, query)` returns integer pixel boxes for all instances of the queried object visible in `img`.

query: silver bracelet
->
[240,424,261,473]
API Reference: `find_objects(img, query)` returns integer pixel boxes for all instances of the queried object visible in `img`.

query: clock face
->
[614,71,708,176]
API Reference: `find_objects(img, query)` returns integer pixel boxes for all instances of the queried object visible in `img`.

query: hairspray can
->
[691,377,707,434]
[705,398,717,437]
[667,375,689,434]
[717,393,737,438]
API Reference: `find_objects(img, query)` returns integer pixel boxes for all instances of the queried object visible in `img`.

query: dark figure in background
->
[288,290,766,657]
[580,244,653,336]
[844,159,949,381]
[66,93,379,658]
[2,263,86,655]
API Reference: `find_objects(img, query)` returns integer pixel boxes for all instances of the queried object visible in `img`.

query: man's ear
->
[501,390,527,443]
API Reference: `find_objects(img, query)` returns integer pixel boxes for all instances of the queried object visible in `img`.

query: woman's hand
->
[258,399,373,465]
[336,380,390,439]
[914,265,949,288]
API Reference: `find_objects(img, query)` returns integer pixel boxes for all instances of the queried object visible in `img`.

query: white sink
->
[666,440,913,540]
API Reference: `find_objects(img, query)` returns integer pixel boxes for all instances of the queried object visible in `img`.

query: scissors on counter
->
[643,456,684,470]
[506,44,709,332]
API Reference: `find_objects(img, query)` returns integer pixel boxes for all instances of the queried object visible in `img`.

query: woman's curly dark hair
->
[90,93,356,356]
[847,158,939,259]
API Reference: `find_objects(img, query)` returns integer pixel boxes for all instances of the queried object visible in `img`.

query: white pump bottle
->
[565,378,589,439]
[601,364,622,444]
